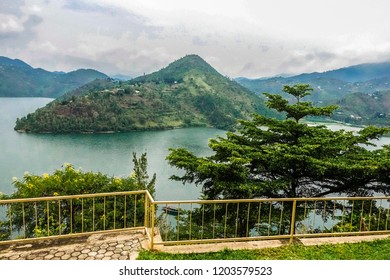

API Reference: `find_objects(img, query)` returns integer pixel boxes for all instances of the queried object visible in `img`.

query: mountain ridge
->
[0,56,108,98]
[235,61,390,126]
[235,61,390,103]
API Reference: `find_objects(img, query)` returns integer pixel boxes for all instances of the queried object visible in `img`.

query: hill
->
[236,61,390,126]
[332,90,390,126]
[236,62,390,104]
[0,56,108,98]
[14,55,274,133]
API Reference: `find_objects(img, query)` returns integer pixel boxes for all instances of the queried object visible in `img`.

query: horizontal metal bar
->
[294,230,390,239]
[155,196,390,205]
[156,231,390,247]
[2,191,388,205]
[0,190,150,204]
[154,234,292,246]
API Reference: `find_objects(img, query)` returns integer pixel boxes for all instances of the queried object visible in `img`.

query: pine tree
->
[167,84,390,199]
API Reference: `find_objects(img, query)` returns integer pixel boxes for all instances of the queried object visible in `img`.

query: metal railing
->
[0,190,154,245]
[1,192,390,249]
[154,196,390,249]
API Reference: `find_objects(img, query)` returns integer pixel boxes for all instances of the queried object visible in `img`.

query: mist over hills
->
[236,61,390,104]
[0,56,108,98]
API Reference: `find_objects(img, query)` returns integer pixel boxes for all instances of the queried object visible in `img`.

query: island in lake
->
[14,55,274,133]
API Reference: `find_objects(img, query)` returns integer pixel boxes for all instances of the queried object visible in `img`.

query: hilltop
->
[14,55,274,133]
[236,61,390,126]
[0,56,108,98]
[131,54,221,84]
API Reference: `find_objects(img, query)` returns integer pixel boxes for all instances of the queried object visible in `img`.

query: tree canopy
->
[0,152,156,240]
[167,84,390,199]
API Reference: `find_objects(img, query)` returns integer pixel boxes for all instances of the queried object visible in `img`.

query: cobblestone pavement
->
[2,231,389,260]
[0,230,148,260]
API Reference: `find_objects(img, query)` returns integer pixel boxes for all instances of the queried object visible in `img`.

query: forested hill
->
[0,56,108,97]
[332,90,390,126]
[14,55,275,133]
[236,61,390,126]
[236,62,390,104]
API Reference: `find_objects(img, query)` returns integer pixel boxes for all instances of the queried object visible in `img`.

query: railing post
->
[144,193,149,228]
[151,202,155,250]
[289,199,297,244]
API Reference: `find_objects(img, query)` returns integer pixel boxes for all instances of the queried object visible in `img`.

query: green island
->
[14,55,274,133]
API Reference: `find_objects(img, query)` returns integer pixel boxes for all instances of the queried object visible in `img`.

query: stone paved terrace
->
[0,230,149,260]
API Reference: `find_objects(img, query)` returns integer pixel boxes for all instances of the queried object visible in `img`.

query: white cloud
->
[1,0,390,77]
[28,4,42,13]
[0,14,24,34]
[29,40,57,53]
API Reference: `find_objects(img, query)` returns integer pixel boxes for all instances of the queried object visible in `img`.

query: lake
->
[0,98,226,201]
[1,98,390,201]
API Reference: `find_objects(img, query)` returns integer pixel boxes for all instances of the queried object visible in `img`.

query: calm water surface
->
[0,98,226,200]
[1,98,390,200]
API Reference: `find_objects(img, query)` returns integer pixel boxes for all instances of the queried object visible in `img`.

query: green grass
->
[137,238,390,260]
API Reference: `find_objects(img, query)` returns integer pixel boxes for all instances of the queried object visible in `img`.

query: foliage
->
[131,152,156,194]
[0,152,156,240]
[14,55,275,133]
[167,84,390,200]
[8,152,155,198]
[329,200,389,233]
[138,237,390,260]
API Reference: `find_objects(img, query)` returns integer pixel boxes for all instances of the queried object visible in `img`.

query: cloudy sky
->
[1,0,390,78]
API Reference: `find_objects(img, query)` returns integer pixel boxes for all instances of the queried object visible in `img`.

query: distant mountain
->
[311,62,390,83]
[0,56,32,69]
[0,56,108,98]
[235,61,390,126]
[15,55,274,133]
[236,62,390,104]
[110,74,132,81]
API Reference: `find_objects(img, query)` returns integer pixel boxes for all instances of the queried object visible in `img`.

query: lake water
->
[1,98,390,201]
[0,98,226,201]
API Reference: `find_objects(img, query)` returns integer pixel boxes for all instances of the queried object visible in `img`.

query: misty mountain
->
[236,61,390,104]
[0,56,108,98]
